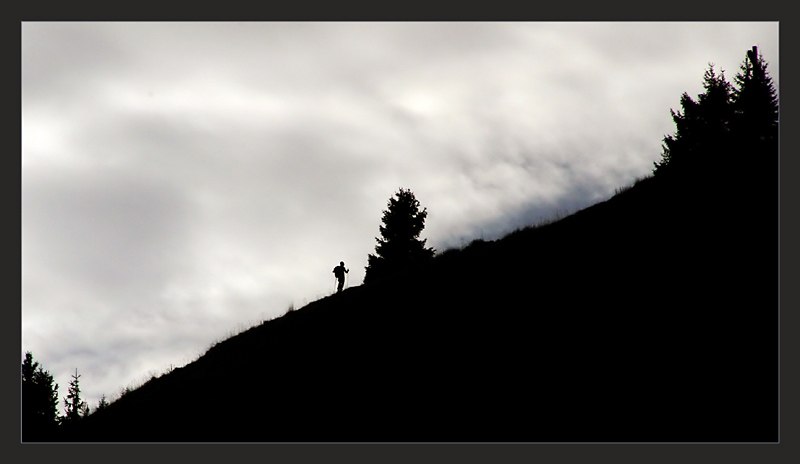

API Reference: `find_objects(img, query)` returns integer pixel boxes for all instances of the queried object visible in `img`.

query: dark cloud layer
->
[22,22,778,409]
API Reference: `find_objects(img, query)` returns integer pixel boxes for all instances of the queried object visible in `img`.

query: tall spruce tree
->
[731,46,779,165]
[364,188,435,284]
[653,65,734,177]
[62,369,89,425]
[732,47,778,139]
[21,352,60,441]
[653,46,777,181]
[729,45,779,210]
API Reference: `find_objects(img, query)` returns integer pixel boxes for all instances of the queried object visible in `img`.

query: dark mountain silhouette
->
[59,166,777,442]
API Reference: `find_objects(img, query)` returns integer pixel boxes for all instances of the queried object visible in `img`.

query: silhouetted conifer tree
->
[61,369,89,425]
[96,394,110,412]
[653,65,734,177]
[364,188,435,284]
[654,46,778,181]
[731,46,779,159]
[21,352,60,441]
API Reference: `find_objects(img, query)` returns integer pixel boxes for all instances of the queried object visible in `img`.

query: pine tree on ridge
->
[364,188,435,284]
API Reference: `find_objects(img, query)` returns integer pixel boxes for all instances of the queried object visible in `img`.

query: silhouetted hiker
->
[333,261,349,293]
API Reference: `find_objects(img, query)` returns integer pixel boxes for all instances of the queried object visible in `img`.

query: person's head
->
[340,261,345,266]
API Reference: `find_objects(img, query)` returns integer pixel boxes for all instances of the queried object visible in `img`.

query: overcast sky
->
[21,22,778,412]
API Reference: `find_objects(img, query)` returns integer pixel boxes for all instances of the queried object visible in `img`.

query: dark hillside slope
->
[66,172,778,442]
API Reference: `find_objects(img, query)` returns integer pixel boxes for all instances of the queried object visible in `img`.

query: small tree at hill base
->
[364,188,435,284]
[21,352,60,441]
[62,368,89,425]
[97,394,110,412]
